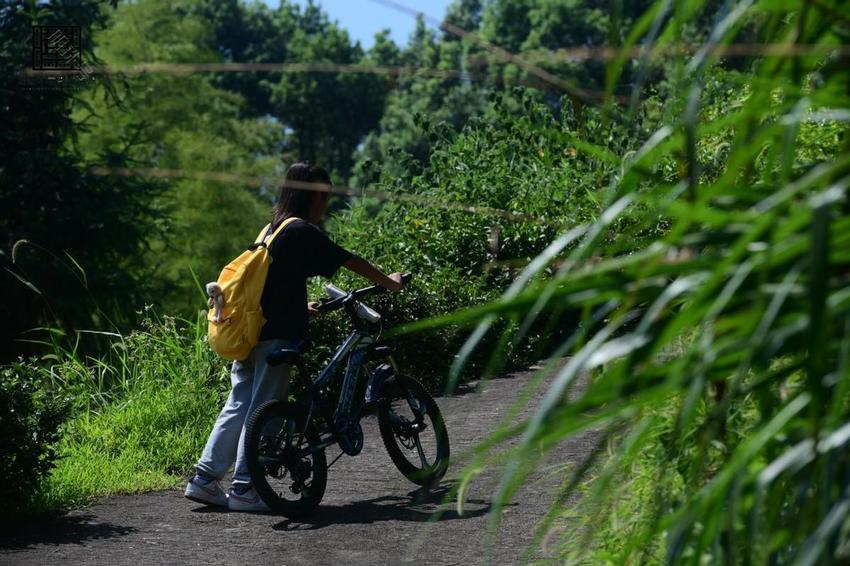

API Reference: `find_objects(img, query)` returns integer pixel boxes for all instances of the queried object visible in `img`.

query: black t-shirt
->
[258,219,353,343]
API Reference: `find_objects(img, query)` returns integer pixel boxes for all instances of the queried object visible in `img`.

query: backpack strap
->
[263,216,301,247]
[252,216,301,248]
[249,217,299,250]
[254,223,271,245]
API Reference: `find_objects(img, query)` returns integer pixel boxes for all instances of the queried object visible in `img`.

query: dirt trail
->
[1,360,599,565]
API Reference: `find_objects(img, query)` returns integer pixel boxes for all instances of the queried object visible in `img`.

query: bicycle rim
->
[246,400,327,516]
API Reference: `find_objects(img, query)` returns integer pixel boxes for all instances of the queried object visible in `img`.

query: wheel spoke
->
[405,392,424,420]
[379,377,448,487]
[413,435,428,468]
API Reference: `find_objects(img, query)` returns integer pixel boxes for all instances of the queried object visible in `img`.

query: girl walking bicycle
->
[185,162,402,512]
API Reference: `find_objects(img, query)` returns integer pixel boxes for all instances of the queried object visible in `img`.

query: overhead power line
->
[30,61,560,92]
[26,46,844,107]
[89,166,562,226]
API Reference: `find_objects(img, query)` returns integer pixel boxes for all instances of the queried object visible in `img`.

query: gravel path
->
[1,360,599,565]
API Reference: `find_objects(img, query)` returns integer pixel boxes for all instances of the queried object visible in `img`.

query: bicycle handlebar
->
[316,273,412,315]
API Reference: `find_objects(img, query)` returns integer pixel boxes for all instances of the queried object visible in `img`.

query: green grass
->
[396,1,850,562]
[553,381,768,564]
[8,312,229,518]
[40,375,221,511]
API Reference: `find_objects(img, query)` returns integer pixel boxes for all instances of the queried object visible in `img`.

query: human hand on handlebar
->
[342,256,406,293]
[386,272,404,292]
[307,301,321,317]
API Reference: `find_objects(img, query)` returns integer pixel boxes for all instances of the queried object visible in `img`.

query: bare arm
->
[343,256,402,292]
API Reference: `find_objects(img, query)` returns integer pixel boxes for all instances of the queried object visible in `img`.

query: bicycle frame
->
[291,327,380,452]
[280,277,411,457]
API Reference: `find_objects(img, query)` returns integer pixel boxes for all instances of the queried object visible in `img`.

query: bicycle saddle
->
[266,338,312,366]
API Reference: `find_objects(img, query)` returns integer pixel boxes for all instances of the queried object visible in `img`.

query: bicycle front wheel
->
[245,400,327,517]
[378,375,450,486]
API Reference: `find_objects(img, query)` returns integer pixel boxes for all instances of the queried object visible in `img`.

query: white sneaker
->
[184,474,228,507]
[228,485,270,512]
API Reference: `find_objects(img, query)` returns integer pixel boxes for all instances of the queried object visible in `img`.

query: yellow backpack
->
[206,217,300,360]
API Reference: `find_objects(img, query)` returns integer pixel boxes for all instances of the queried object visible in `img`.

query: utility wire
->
[89,166,562,226]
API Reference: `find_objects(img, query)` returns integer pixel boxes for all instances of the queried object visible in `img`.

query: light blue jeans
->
[195,338,294,485]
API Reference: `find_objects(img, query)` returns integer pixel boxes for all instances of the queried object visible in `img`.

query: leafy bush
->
[0,362,69,521]
[316,88,650,387]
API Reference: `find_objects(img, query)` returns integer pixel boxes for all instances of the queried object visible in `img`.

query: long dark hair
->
[271,162,332,229]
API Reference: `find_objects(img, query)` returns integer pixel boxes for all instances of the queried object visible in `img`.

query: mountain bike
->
[244,273,450,518]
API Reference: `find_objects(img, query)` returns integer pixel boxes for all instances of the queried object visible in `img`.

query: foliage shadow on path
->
[271,482,501,531]
[0,513,136,551]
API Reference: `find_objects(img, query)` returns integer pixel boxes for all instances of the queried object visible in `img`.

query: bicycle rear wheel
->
[245,400,327,517]
[378,375,450,486]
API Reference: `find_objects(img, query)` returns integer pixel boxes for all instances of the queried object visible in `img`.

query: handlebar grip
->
[324,283,347,299]
[315,299,338,314]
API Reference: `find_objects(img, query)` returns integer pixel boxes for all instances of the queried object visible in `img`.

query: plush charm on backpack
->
[206,217,300,360]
